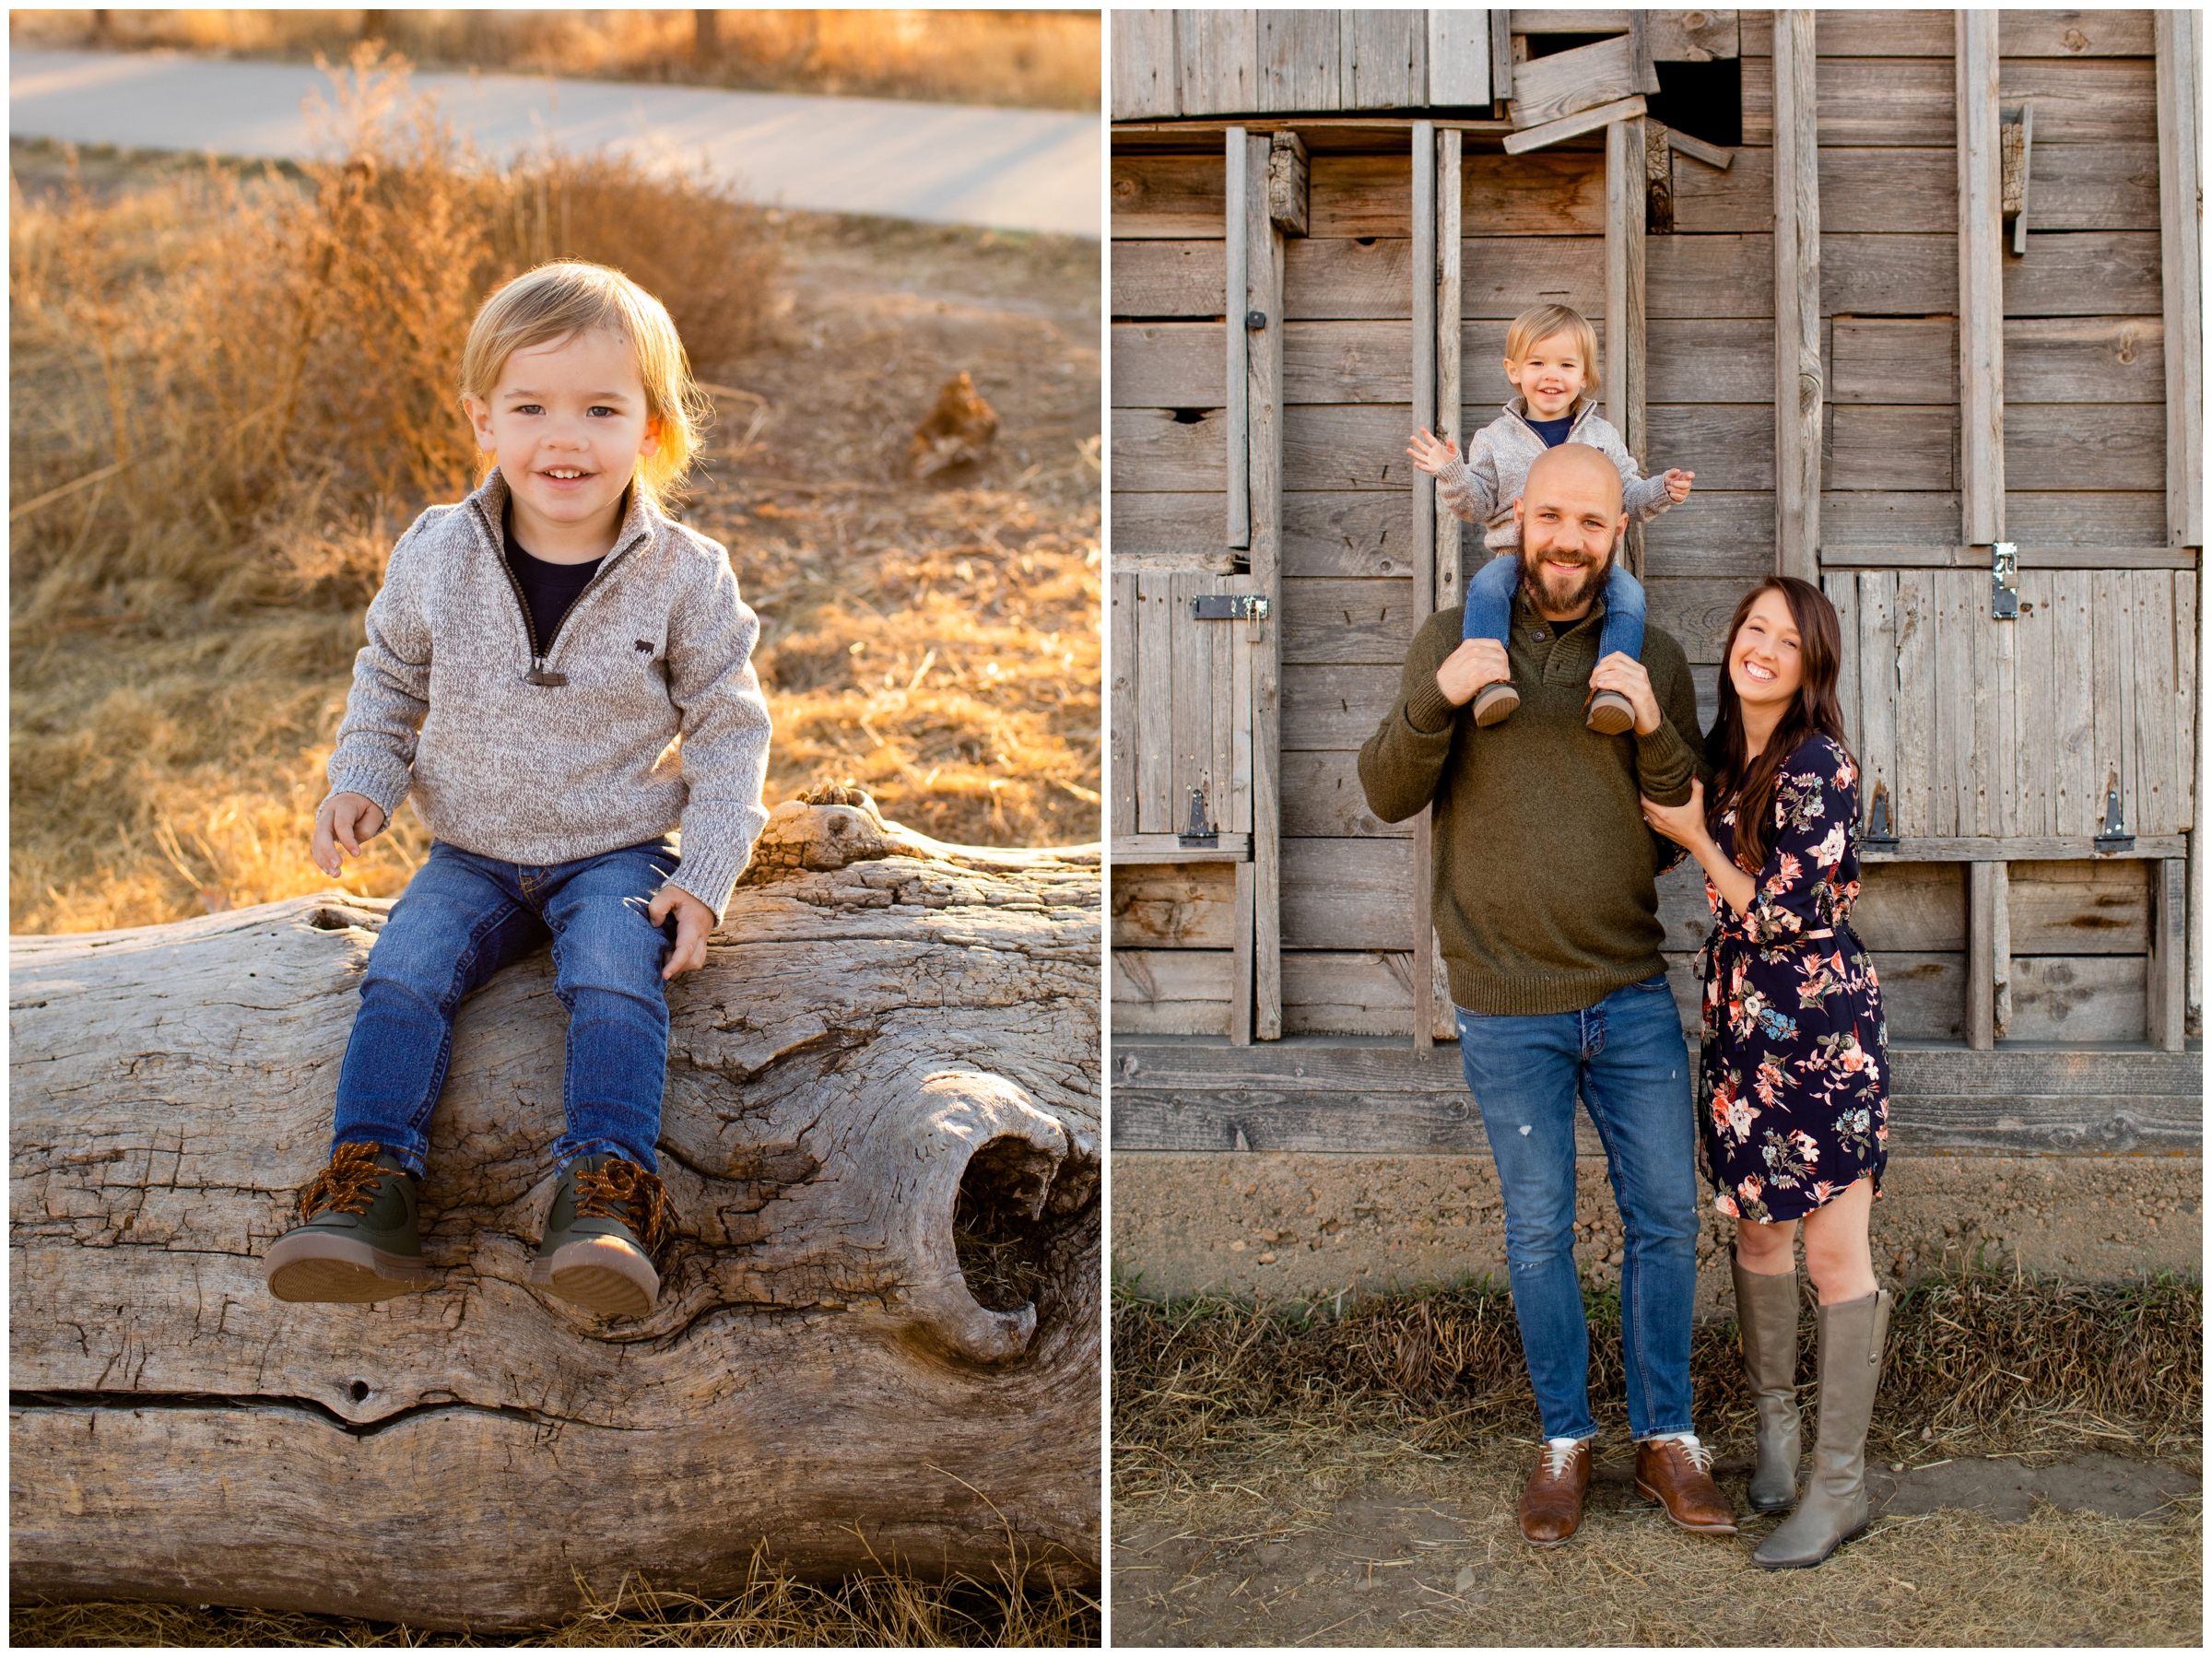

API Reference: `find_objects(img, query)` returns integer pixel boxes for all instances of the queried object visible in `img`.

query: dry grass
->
[1113,1270,2203,1646]
[1112,1267,2205,1498]
[9,9,1101,112]
[9,53,1099,936]
[13,1555,1100,1647]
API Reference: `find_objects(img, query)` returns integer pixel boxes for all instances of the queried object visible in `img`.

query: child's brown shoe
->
[264,1142,434,1303]
[1472,681,1520,726]
[528,1153,676,1319]
[1586,688,1637,735]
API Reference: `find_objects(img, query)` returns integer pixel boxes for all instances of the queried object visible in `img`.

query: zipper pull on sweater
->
[525,661,568,687]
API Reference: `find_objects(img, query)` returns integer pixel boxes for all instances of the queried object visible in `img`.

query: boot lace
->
[1539,1440,1583,1479]
[1667,1437,1717,1475]
[298,1141,387,1223]
[574,1158,677,1260]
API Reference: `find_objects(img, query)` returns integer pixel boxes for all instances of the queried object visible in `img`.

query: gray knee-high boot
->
[1752,1288,1892,1569]
[1732,1251,1802,1512]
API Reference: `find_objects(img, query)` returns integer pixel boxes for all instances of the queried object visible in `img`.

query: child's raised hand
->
[1406,427,1461,477]
[1663,468,1695,503]
[649,882,716,979]
[312,792,386,878]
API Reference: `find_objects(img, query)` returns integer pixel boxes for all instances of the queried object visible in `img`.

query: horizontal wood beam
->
[1667,128,1734,170]
[1112,834,1251,864]
[1114,117,1514,138]
[1818,545,2198,570]
[1861,835,2189,863]
[1112,1043,2204,1158]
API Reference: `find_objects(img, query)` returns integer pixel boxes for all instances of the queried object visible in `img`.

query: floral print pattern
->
[1696,734,1889,1224]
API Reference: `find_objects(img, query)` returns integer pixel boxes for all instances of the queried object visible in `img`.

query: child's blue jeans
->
[329,837,681,1180]
[1463,549,1647,667]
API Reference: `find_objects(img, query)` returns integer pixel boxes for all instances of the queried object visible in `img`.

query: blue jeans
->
[330,838,681,1180]
[1462,550,1647,666]
[1455,975,1699,1442]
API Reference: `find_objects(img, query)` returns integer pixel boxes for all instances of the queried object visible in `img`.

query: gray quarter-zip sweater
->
[324,469,771,922]
[1436,396,1676,553]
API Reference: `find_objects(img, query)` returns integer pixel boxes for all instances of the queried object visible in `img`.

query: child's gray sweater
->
[1436,396,1676,553]
[324,469,771,922]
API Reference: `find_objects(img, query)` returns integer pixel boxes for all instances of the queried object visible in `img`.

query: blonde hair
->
[1504,303,1602,399]
[457,261,707,511]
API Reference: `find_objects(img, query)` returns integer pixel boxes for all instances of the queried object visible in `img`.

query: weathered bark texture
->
[9,799,1101,1630]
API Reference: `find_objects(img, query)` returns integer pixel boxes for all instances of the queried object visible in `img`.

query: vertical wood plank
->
[1859,571,1898,826]
[2090,570,2126,835]
[1178,9,1258,117]
[2052,569,2096,838]
[1436,128,1465,617]
[2115,573,2138,841]
[1934,573,1977,838]
[1136,573,1175,832]
[1412,120,1438,1051]
[1991,860,2012,1039]
[1260,9,1342,112]
[1427,9,1492,107]
[1773,8,1821,582]
[1230,575,1255,833]
[1491,8,1515,102]
[1971,586,2001,836]
[1211,576,1238,834]
[1829,572,1861,760]
[1231,859,1256,1047]
[2132,570,2178,835]
[2156,9,2204,549]
[1110,572,1139,839]
[2178,570,2198,1032]
[2148,856,2186,1051]
[1247,131,1286,1039]
[1968,860,1995,1050]
[1893,571,1935,837]
[1606,113,1648,575]
[1343,10,1426,111]
[1171,571,1211,833]
[2015,570,2054,839]
[1957,10,2006,546]
[1111,10,1180,120]
[1226,129,1252,549]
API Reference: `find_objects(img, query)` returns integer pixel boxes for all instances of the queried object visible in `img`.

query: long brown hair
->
[1705,576,1854,873]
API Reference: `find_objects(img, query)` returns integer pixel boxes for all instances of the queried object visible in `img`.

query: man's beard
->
[1520,541,1612,615]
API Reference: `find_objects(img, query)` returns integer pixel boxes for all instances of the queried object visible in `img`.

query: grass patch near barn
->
[1112,1269,2201,1646]
[8,57,1099,936]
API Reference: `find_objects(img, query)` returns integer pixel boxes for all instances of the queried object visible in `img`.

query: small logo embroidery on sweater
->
[634,640,653,653]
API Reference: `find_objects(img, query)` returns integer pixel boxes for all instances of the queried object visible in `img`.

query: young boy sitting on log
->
[263,261,771,1319]
[1406,302,1694,734]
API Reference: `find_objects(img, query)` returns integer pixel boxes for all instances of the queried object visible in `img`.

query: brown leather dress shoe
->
[1634,1437,1739,1534]
[1518,1439,1593,1546]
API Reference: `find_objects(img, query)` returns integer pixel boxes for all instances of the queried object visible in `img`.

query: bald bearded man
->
[1359,442,1733,1547]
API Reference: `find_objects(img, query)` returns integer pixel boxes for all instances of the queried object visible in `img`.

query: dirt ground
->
[1112,1438,2203,1646]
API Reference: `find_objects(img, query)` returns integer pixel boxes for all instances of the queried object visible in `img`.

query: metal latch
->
[1178,783,1218,849]
[2093,774,2134,853]
[1862,779,1900,851]
[1991,542,2018,619]
[1194,594,1269,622]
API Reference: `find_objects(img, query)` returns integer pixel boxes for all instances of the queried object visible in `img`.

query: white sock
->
[1647,1430,1700,1447]
[1547,1436,1581,1449]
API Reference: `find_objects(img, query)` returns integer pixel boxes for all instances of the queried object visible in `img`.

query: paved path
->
[8,48,1099,237]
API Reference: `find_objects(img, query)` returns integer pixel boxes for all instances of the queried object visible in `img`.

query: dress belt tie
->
[1693,924,1848,983]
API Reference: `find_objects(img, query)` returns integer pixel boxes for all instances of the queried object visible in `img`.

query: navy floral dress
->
[1697,734,1889,1224]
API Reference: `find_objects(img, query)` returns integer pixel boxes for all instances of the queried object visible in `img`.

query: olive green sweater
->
[1357,591,1708,1017]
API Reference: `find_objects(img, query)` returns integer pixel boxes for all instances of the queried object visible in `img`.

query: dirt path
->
[1112,1443,2201,1646]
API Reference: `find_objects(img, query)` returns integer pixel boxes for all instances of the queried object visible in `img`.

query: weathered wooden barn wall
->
[1110,10,2201,1078]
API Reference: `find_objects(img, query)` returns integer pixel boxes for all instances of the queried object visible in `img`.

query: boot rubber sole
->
[1471,683,1520,726]
[1633,1479,1740,1534]
[1749,1494,1798,1512]
[265,1234,432,1303]
[1586,692,1637,734]
[1752,1519,1868,1570]
[530,1236,658,1319]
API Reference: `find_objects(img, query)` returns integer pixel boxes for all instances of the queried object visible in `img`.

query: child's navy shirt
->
[503,517,603,652]
[1524,413,1576,447]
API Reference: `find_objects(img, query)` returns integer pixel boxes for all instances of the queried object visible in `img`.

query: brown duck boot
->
[264,1142,434,1303]
[1753,1289,1892,1569]
[1517,1438,1593,1546]
[527,1153,677,1320]
[1472,680,1521,726]
[1585,687,1637,734]
[1634,1435,1739,1534]
[1734,1251,1805,1511]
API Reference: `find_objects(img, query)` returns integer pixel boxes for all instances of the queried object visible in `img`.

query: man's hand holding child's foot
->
[1437,637,1521,726]
[1587,650,1663,737]
[649,883,715,979]
[312,792,386,877]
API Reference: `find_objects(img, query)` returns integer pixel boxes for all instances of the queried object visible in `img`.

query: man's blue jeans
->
[1455,974,1700,1443]
[330,838,680,1180]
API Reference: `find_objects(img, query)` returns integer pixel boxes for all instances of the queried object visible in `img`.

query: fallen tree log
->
[9,796,1101,1631]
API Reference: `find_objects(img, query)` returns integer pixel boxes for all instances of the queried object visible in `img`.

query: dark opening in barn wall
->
[1522,32,1742,148]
